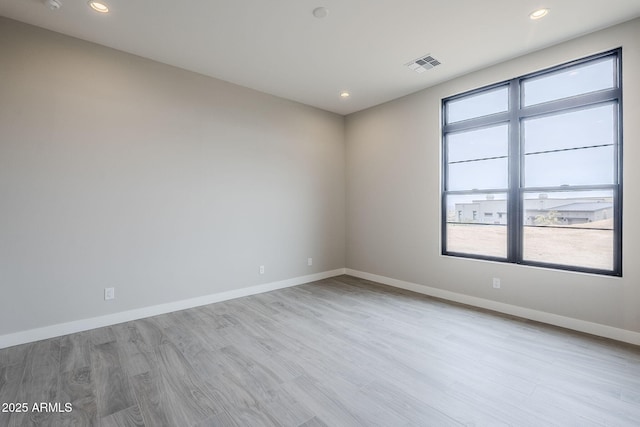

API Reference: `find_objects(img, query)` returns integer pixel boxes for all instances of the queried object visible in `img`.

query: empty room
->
[1,1,640,426]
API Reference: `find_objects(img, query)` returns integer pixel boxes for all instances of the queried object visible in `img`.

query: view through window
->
[442,50,622,276]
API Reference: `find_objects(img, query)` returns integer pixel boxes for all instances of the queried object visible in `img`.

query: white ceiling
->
[2,0,640,115]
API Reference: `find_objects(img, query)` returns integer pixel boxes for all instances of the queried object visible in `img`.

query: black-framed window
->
[442,49,622,276]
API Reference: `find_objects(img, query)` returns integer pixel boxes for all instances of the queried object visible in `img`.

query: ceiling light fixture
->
[45,0,62,11]
[340,91,350,98]
[313,7,329,19]
[88,1,109,13]
[529,8,549,20]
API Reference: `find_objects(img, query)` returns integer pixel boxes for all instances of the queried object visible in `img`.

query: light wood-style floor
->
[1,275,639,426]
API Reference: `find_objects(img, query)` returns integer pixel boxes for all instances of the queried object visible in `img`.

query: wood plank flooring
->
[1,275,639,426]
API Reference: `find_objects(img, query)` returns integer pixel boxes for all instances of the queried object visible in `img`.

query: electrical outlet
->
[308,257,313,266]
[104,287,115,300]
[259,265,265,274]
[492,278,501,289]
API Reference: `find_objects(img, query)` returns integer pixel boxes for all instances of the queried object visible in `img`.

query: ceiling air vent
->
[406,54,441,73]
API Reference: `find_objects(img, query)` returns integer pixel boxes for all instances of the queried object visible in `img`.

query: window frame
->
[441,49,622,276]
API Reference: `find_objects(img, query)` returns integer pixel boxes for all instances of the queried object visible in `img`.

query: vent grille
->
[406,54,442,73]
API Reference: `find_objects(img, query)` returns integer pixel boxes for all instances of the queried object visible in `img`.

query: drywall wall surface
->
[0,18,345,336]
[346,18,640,333]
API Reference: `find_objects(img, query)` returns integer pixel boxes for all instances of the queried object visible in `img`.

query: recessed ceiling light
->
[45,0,62,11]
[313,7,329,19]
[88,1,109,13]
[529,8,549,20]
[340,91,350,98]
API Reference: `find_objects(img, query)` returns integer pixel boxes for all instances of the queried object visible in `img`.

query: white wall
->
[0,18,345,338]
[346,19,640,338]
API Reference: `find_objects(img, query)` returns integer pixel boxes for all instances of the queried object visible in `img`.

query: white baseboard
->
[345,269,640,346]
[0,268,346,349]
[6,267,637,349]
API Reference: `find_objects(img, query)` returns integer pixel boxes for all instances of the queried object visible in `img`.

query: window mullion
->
[508,80,522,263]
[614,66,623,274]
[520,88,620,118]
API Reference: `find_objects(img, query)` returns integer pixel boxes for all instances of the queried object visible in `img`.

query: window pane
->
[448,125,508,162]
[447,86,508,123]
[447,124,509,191]
[448,158,508,191]
[522,190,614,271]
[523,57,615,106]
[523,104,615,153]
[523,104,615,187]
[445,193,507,258]
[524,146,614,187]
